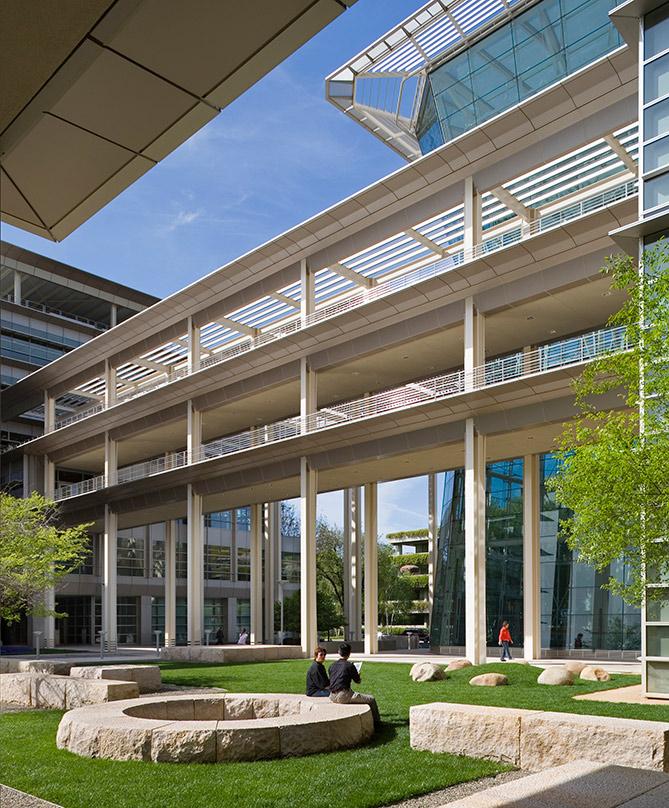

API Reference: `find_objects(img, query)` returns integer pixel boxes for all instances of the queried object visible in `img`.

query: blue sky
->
[3,1,415,298]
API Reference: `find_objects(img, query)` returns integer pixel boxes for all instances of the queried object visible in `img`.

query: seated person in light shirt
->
[306,646,330,697]
[328,642,380,729]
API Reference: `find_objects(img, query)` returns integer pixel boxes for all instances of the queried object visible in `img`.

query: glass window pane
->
[645,96,669,139]
[644,170,669,210]
[645,2,669,60]
[645,134,669,173]
[645,51,669,103]
[647,625,669,656]
[647,591,669,622]
[647,661,669,694]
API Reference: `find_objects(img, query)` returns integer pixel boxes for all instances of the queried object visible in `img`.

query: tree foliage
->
[377,543,415,626]
[0,493,92,623]
[550,241,669,606]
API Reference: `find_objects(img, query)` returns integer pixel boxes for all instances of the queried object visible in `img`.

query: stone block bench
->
[56,693,374,763]
[410,702,669,772]
[0,673,139,709]
[0,658,72,675]
[70,664,161,693]
[160,644,304,664]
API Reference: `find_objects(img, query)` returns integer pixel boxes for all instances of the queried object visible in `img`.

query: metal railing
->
[52,179,637,433]
[53,325,631,501]
[2,294,108,330]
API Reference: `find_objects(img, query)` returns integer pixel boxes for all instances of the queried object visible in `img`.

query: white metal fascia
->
[489,186,537,222]
[330,262,377,288]
[405,227,447,256]
[603,134,638,175]
[172,336,211,357]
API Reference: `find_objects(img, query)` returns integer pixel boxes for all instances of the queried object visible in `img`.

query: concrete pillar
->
[43,391,55,433]
[264,502,279,643]
[187,484,203,645]
[187,400,202,463]
[227,597,238,643]
[188,315,201,374]
[300,358,317,435]
[523,455,541,661]
[464,418,487,664]
[300,457,318,656]
[231,510,238,581]
[364,482,379,655]
[104,432,117,487]
[110,303,118,327]
[250,502,263,644]
[90,595,97,646]
[38,456,57,647]
[427,472,438,617]
[300,257,315,320]
[464,296,485,391]
[13,270,22,303]
[463,176,482,256]
[104,359,116,409]
[343,488,363,642]
[103,505,118,651]
[164,520,177,646]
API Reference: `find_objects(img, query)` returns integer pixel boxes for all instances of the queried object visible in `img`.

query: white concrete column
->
[523,455,540,661]
[264,502,279,643]
[187,484,203,645]
[300,358,317,435]
[40,454,57,646]
[164,520,177,646]
[104,359,116,409]
[463,176,482,256]
[250,503,263,644]
[465,418,487,664]
[300,257,315,321]
[13,270,22,304]
[343,488,363,642]
[104,432,117,487]
[464,296,485,392]
[43,456,55,498]
[364,482,379,655]
[187,400,202,462]
[427,472,438,616]
[103,505,118,651]
[43,391,55,433]
[110,303,118,327]
[300,457,318,656]
[188,315,201,374]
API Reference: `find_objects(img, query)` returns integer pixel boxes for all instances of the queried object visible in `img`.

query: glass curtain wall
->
[416,0,623,153]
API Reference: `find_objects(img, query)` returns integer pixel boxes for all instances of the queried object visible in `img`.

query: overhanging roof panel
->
[0,0,355,241]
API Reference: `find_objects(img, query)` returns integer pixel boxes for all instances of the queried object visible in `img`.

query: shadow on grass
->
[368,720,400,748]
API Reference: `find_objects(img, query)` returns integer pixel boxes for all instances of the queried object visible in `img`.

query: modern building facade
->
[4,0,663,694]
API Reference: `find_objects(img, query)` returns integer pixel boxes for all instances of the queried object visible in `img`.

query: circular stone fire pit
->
[56,693,374,763]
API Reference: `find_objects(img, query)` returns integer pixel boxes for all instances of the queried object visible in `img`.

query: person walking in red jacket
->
[498,621,513,661]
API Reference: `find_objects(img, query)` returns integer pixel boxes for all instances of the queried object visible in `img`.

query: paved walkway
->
[0,785,62,808]
[574,683,668,705]
[428,761,669,807]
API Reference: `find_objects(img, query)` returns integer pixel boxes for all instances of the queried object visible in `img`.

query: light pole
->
[33,631,43,659]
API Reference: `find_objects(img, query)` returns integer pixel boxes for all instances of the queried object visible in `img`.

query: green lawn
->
[1,661,666,808]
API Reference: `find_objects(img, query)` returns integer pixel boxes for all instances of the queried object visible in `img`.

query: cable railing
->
[53,324,631,501]
[52,179,637,433]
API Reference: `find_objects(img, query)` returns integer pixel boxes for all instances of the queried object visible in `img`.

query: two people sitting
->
[306,642,381,729]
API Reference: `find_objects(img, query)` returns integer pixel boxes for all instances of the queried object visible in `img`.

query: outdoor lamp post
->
[33,631,43,659]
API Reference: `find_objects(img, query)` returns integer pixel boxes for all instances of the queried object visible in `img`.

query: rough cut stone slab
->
[469,673,508,687]
[217,722,280,761]
[441,761,669,808]
[69,665,161,693]
[520,711,669,772]
[0,672,33,705]
[537,666,573,685]
[150,722,217,763]
[580,665,611,682]
[411,662,446,682]
[65,678,138,708]
[278,715,334,756]
[410,703,534,765]
[32,675,69,708]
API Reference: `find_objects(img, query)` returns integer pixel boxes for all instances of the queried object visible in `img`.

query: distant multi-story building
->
[4,0,667,700]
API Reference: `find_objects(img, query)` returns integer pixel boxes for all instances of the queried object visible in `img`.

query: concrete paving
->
[574,683,669,705]
[0,785,62,808]
[436,761,669,807]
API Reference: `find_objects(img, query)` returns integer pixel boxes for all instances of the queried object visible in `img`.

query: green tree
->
[316,517,345,613]
[0,493,92,623]
[550,241,669,607]
[377,543,415,626]
[274,586,343,639]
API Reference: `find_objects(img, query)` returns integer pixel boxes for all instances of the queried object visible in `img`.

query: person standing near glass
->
[498,621,513,661]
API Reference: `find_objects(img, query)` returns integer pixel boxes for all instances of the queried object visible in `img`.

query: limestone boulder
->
[580,666,611,682]
[151,723,217,763]
[564,660,587,675]
[537,667,573,686]
[446,658,472,671]
[0,673,33,705]
[410,662,446,682]
[469,673,509,687]
[217,723,280,761]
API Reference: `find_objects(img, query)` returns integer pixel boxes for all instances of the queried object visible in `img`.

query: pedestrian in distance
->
[498,620,513,661]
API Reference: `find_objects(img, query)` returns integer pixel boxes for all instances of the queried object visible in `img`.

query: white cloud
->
[167,209,202,230]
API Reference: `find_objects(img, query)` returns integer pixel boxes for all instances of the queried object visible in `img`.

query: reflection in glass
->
[644,2,669,59]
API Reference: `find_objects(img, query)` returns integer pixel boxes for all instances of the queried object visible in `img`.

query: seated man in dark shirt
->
[328,642,380,728]
[306,646,330,697]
